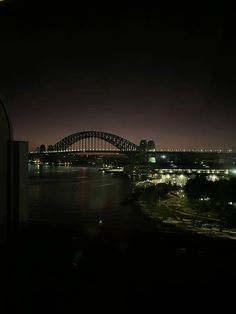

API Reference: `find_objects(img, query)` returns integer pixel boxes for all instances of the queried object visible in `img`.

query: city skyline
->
[1,2,236,150]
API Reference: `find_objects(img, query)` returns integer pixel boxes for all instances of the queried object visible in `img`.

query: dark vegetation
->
[185,176,236,227]
[137,183,169,206]
[185,176,236,204]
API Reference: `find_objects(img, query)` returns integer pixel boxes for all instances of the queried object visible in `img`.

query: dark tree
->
[185,175,211,201]
[156,183,169,197]
[228,178,236,203]
[210,179,229,206]
[40,144,46,152]
[139,183,169,205]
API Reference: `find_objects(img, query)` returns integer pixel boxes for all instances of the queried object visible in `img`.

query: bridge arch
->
[53,131,139,151]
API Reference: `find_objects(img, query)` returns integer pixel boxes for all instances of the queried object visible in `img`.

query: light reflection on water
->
[28,165,132,224]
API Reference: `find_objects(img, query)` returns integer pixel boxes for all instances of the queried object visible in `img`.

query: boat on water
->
[98,166,124,173]
[105,167,124,173]
[98,167,107,171]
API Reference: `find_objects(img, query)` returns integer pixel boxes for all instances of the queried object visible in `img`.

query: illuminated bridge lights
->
[158,148,233,153]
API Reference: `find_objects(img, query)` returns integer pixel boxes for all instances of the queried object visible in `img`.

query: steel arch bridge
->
[53,131,139,152]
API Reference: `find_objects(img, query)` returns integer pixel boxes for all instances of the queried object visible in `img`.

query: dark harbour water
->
[28,165,134,230]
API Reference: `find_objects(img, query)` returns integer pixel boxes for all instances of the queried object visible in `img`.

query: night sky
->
[1,1,236,150]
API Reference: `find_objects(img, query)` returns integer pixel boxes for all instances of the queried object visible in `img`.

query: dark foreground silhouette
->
[2,218,236,314]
